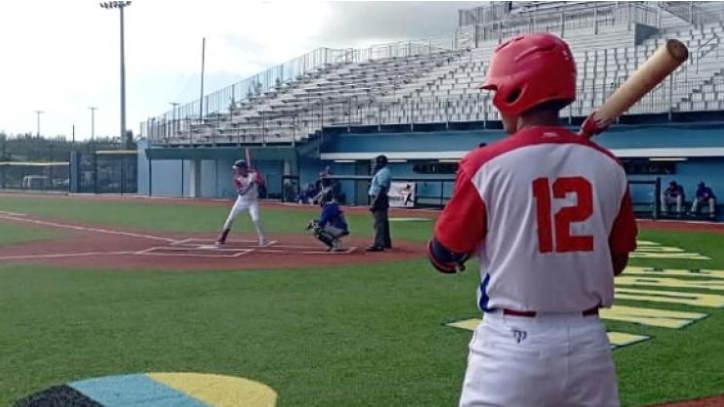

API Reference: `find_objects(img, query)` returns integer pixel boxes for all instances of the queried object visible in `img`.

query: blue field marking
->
[69,374,210,407]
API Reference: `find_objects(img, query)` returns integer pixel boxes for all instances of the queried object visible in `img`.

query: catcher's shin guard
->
[315,229,336,248]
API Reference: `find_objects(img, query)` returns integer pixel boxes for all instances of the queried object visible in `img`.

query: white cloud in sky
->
[0,1,470,140]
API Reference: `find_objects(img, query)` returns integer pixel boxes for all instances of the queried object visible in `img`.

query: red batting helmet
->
[480,33,576,117]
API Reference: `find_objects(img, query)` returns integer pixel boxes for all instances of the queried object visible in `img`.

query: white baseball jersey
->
[436,126,637,313]
[234,172,259,203]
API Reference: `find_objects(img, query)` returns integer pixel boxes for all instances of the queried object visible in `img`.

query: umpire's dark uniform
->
[368,155,392,251]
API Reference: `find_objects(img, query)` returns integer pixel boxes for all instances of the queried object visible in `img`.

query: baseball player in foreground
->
[427,33,638,407]
[216,160,267,247]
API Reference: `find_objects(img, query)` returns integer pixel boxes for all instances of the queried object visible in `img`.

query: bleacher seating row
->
[148,3,724,146]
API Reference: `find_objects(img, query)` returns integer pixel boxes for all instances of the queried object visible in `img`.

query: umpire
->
[367,155,392,252]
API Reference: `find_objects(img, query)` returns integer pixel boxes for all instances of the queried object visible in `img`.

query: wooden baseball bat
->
[584,39,688,134]
[245,147,252,168]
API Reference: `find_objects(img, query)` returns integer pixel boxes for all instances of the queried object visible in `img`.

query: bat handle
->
[579,112,611,139]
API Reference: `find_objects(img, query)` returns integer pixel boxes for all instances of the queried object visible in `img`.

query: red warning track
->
[0,213,423,271]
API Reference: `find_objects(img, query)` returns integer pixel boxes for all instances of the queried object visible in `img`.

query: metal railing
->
[145,72,723,147]
[144,36,461,139]
[658,1,724,27]
[459,2,662,43]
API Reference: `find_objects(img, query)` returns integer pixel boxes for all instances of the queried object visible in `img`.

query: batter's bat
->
[245,147,253,168]
[581,39,689,137]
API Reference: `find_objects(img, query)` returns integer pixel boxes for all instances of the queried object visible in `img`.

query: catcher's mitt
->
[306,220,321,233]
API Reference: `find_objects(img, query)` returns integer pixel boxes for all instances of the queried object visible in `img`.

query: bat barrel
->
[666,39,689,62]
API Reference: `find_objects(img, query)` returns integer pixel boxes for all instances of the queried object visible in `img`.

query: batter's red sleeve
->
[434,169,487,254]
[609,189,638,253]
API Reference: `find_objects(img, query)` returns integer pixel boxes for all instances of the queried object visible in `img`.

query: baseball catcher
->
[307,191,349,252]
[428,33,638,407]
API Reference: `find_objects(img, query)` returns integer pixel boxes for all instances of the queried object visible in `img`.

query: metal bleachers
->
[146,2,724,147]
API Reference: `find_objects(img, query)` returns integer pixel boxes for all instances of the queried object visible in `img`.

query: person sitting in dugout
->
[308,192,349,252]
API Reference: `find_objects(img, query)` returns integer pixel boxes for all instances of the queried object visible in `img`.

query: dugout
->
[137,141,299,199]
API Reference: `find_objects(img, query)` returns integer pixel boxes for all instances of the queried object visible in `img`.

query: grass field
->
[1,194,723,406]
[0,222,64,247]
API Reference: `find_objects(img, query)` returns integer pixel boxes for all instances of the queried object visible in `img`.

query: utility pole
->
[100,1,132,145]
[89,107,98,140]
[199,37,206,122]
[34,110,44,138]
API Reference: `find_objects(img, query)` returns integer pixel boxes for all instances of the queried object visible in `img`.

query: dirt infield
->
[0,213,423,271]
[653,394,724,407]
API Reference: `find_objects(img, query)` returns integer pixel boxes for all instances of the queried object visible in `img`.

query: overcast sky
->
[0,1,476,140]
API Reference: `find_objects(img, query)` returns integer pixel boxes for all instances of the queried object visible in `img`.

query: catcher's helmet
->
[232,159,248,170]
[480,33,576,117]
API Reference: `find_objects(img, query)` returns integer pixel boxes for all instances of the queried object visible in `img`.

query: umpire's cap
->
[232,159,248,170]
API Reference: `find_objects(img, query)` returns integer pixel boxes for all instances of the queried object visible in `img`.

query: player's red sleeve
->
[434,168,487,254]
[609,189,638,253]
[233,177,242,189]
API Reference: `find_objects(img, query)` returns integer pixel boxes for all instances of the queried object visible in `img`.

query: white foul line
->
[0,251,134,261]
[0,210,27,217]
[0,214,178,243]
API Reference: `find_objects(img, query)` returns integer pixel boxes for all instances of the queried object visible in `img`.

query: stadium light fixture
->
[99,1,131,146]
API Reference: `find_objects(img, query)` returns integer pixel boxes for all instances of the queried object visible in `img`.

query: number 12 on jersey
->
[532,176,594,253]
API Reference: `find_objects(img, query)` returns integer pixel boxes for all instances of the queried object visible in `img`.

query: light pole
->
[100,1,131,147]
[89,107,98,140]
[34,110,44,138]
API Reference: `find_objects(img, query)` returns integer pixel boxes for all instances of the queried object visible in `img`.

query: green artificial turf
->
[0,194,433,243]
[0,194,723,406]
[0,221,64,247]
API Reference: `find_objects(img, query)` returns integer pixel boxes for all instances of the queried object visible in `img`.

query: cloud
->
[0,1,472,139]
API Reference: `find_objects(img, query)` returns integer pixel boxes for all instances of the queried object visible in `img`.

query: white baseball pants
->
[459,311,619,407]
[223,199,265,241]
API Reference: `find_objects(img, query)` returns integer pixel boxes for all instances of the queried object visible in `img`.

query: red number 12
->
[532,176,594,253]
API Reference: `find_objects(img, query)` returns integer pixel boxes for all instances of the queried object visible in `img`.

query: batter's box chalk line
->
[134,246,253,258]
[256,247,357,255]
[171,238,278,248]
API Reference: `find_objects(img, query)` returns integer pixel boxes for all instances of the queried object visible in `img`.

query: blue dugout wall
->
[138,123,724,214]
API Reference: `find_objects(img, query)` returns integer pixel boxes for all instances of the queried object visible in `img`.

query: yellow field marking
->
[622,267,724,280]
[616,287,724,308]
[446,319,481,331]
[635,246,685,253]
[148,373,277,407]
[636,240,661,246]
[630,252,710,260]
[600,305,706,329]
[607,332,651,348]
[445,319,651,348]
[616,276,724,291]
